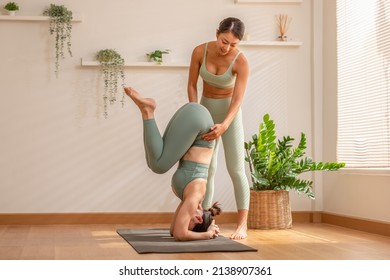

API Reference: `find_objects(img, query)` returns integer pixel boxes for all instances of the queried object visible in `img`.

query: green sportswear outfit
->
[199,42,250,210]
[143,102,215,200]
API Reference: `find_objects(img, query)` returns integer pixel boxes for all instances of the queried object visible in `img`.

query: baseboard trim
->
[322,212,390,237]
[1,211,389,237]
[0,212,305,226]
[0,212,238,225]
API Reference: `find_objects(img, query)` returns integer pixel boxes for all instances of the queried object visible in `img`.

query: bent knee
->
[149,165,170,174]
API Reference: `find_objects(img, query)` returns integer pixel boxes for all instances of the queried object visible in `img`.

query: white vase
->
[7,10,16,16]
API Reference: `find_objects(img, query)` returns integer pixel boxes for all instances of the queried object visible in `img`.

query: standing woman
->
[187,17,250,239]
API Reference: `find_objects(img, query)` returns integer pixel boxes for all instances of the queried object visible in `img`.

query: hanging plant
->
[96,49,126,118]
[43,4,73,77]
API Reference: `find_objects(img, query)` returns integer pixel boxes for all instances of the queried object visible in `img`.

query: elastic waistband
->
[201,95,232,103]
[178,159,209,169]
[200,96,233,116]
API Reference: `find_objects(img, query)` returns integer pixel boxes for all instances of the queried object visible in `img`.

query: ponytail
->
[192,202,222,232]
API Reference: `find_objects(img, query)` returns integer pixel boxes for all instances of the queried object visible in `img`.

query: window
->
[337,0,390,168]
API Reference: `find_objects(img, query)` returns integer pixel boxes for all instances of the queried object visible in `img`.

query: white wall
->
[0,0,314,213]
[322,0,390,223]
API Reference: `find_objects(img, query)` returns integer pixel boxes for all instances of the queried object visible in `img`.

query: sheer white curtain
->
[337,0,390,168]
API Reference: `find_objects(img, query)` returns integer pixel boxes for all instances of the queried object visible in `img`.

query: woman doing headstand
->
[124,87,221,241]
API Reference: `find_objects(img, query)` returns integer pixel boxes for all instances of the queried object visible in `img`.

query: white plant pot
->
[7,10,17,16]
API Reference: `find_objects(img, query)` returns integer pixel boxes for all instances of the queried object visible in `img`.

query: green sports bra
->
[199,42,241,89]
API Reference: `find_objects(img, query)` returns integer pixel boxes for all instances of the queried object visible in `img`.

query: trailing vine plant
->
[96,49,126,118]
[43,4,73,77]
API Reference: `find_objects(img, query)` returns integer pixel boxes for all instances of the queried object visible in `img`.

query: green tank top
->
[199,42,241,89]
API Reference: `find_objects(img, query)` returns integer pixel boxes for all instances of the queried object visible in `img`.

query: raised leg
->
[125,87,213,174]
[124,87,156,120]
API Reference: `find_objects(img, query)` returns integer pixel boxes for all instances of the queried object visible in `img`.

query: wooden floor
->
[1,222,389,260]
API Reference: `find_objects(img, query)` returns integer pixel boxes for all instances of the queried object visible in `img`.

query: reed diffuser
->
[276,14,292,41]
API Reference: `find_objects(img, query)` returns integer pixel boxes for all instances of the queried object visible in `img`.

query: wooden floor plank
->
[0,223,389,260]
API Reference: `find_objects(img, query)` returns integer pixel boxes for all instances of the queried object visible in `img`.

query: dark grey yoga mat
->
[117,228,257,254]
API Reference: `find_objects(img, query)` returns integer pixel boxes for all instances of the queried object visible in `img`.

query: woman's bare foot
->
[124,87,156,120]
[230,209,248,240]
[230,224,248,240]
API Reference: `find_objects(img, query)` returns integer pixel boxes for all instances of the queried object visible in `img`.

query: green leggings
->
[142,103,215,199]
[200,96,250,210]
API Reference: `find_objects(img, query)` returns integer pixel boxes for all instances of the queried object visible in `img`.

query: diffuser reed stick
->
[276,14,292,41]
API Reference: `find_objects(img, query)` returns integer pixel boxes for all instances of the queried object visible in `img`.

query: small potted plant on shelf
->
[244,114,345,229]
[146,49,171,64]
[43,4,73,77]
[96,49,126,118]
[4,2,19,15]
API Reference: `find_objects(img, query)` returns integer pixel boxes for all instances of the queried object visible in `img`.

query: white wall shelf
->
[235,0,302,3]
[81,59,189,68]
[240,40,302,47]
[0,15,83,22]
[81,41,301,68]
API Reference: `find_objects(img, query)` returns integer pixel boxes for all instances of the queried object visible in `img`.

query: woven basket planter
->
[248,190,292,229]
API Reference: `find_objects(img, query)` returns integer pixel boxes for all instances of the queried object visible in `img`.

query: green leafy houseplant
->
[244,114,345,199]
[4,2,19,11]
[43,4,73,77]
[146,49,171,64]
[96,49,126,118]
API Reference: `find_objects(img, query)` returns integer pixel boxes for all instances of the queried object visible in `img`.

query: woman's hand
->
[202,124,227,141]
[207,220,220,239]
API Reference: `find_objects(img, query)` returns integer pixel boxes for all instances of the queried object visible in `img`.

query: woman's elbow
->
[173,229,195,241]
[173,232,187,241]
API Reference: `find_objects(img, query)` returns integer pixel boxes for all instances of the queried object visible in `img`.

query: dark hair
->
[193,202,222,232]
[217,17,245,40]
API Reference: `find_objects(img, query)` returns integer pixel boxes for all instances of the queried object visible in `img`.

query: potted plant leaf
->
[43,4,73,77]
[244,114,345,229]
[4,2,19,15]
[146,49,171,64]
[96,49,126,118]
